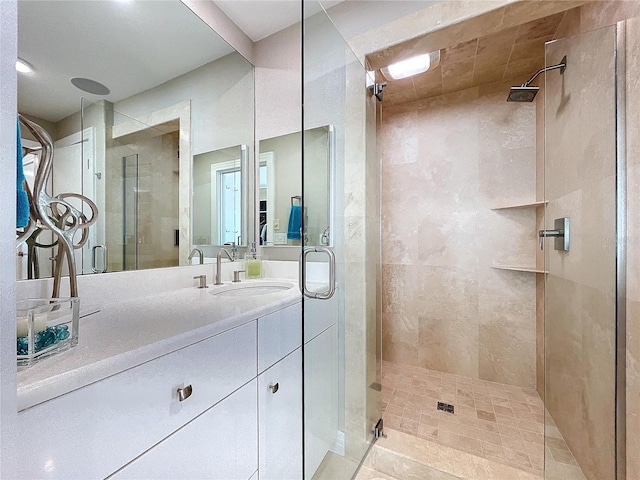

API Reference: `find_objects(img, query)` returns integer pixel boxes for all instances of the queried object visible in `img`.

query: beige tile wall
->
[555,1,640,39]
[543,25,617,480]
[538,2,640,478]
[106,129,180,272]
[380,11,569,107]
[381,80,538,389]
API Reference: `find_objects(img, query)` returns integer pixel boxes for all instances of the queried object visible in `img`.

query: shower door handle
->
[92,244,108,273]
[299,246,336,300]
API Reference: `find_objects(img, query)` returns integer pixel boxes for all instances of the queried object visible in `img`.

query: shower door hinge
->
[373,418,387,439]
[369,82,387,102]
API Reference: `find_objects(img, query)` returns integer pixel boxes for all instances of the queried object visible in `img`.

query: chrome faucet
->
[215,248,234,285]
[188,248,204,264]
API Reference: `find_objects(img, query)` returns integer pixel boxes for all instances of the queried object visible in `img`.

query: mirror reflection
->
[259,126,333,247]
[16,0,254,280]
[193,145,248,248]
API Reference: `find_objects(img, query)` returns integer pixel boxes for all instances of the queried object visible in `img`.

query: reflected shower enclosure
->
[122,154,139,271]
[106,127,180,272]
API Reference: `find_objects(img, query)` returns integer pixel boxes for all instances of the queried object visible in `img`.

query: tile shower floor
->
[375,360,585,479]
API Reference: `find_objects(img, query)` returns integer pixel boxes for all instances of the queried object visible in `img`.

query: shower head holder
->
[507,55,567,102]
[522,55,567,88]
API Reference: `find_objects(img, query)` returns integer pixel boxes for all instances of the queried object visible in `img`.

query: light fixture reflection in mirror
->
[192,145,248,248]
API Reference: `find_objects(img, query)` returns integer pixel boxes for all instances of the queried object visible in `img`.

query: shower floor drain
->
[437,402,455,414]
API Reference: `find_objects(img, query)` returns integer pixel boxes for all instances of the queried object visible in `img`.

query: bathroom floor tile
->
[381,360,585,478]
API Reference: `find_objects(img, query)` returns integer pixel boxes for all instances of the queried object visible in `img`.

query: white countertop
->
[17,278,301,412]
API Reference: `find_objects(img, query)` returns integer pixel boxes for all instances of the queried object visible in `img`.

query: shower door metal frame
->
[615,20,627,480]
[122,154,139,271]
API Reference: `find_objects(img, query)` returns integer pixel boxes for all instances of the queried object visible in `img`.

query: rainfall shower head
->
[507,55,567,102]
[507,86,540,102]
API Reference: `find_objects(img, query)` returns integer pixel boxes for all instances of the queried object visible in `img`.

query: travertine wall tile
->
[418,315,480,378]
[543,25,616,480]
[579,0,640,34]
[381,82,537,389]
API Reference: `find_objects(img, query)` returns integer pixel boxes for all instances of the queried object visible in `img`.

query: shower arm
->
[522,56,567,87]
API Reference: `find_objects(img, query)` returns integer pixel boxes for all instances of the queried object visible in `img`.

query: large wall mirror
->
[16,0,254,280]
[192,145,248,247]
[258,126,333,247]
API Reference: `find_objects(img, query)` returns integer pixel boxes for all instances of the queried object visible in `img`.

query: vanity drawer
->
[111,379,258,480]
[258,302,301,374]
[16,321,257,480]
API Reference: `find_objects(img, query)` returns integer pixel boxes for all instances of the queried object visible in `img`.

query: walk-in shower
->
[507,55,568,102]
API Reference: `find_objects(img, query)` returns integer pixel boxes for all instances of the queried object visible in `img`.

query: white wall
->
[114,52,253,157]
[0,2,18,475]
[181,0,255,64]
[255,24,301,141]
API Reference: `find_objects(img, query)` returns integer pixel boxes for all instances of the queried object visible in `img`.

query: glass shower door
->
[543,23,619,480]
[301,2,382,478]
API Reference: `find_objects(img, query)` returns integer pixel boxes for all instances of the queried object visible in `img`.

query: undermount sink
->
[209,281,295,297]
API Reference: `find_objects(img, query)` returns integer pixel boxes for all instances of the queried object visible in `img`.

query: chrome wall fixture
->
[539,217,570,251]
[368,82,387,102]
[507,55,568,102]
[16,115,98,297]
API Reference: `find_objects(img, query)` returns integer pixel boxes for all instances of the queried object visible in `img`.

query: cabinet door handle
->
[177,384,193,402]
[269,383,279,394]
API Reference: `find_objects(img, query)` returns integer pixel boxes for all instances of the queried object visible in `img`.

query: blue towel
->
[16,119,29,228]
[287,205,302,240]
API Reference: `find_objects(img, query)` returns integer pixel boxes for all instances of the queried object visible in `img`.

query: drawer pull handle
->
[269,383,279,394]
[177,385,193,402]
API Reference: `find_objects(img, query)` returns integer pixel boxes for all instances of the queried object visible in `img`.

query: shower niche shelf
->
[491,199,547,273]
[491,200,547,210]
[491,265,548,274]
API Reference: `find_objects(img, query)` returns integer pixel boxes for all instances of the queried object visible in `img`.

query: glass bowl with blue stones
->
[17,297,79,367]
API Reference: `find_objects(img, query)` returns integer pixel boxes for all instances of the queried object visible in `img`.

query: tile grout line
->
[381,360,584,476]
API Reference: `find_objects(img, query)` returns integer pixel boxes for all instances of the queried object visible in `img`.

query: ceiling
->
[19,0,441,123]
[212,0,338,42]
[18,1,234,123]
[213,0,440,42]
[381,10,568,106]
[19,0,570,122]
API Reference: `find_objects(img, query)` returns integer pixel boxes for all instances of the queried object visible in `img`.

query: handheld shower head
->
[507,55,567,103]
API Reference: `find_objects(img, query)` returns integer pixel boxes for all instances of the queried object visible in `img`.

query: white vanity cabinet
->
[15,300,304,480]
[258,348,302,480]
[17,321,258,479]
[303,297,339,479]
[258,302,302,372]
[111,379,258,480]
[258,302,303,480]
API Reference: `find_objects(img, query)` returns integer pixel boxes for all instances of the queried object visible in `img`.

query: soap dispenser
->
[245,242,263,279]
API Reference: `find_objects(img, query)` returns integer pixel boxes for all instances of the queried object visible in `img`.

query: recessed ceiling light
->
[70,77,110,95]
[16,58,33,74]
[381,51,440,81]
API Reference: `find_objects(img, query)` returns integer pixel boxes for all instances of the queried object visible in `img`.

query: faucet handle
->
[233,270,245,283]
[193,275,208,289]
